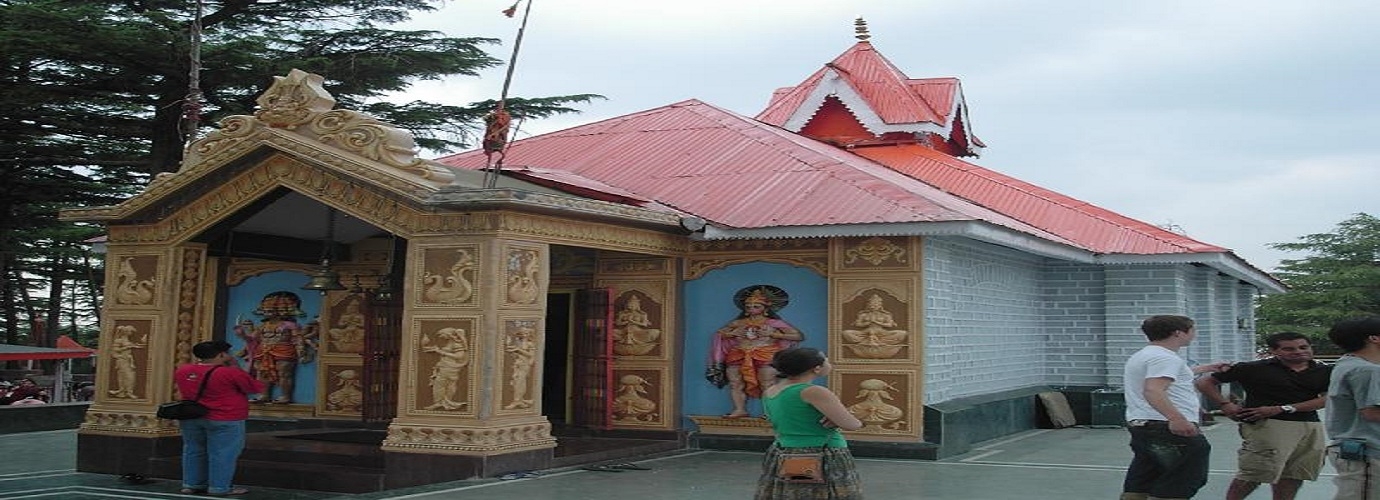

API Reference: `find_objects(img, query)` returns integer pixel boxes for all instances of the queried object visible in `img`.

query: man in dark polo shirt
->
[1195,332,1332,500]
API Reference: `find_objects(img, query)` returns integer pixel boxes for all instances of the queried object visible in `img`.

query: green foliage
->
[0,0,603,347]
[1256,213,1380,351]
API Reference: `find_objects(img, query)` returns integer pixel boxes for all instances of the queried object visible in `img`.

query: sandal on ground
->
[607,462,651,470]
[208,487,249,496]
[179,487,207,494]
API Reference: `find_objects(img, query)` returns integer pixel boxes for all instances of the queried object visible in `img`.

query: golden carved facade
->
[385,236,555,456]
[83,243,212,436]
[829,236,924,442]
[596,254,678,430]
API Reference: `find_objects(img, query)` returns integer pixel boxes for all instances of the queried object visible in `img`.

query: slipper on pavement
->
[607,463,651,470]
[581,465,626,472]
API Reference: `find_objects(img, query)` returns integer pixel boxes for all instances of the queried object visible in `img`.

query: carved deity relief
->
[502,320,540,410]
[612,292,662,357]
[114,256,158,306]
[325,367,363,414]
[505,248,541,305]
[841,237,907,268]
[612,373,660,423]
[421,247,476,305]
[841,292,910,359]
[848,379,907,432]
[107,323,148,399]
[420,325,473,411]
[325,295,366,354]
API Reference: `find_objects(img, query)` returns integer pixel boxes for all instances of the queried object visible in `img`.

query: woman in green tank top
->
[755,347,864,499]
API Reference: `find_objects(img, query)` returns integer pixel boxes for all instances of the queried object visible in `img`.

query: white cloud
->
[380,0,1380,274]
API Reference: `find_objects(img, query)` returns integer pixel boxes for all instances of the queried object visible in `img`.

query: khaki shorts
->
[1328,448,1380,499]
[1236,419,1325,483]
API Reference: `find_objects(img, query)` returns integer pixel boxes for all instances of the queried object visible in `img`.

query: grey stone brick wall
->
[922,237,1264,404]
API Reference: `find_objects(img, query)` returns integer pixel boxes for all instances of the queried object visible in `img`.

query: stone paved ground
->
[0,422,1340,499]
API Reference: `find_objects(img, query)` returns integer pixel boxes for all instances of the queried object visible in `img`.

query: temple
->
[60,19,1281,492]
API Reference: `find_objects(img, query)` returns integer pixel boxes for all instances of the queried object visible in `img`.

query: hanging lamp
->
[302,207,347,293]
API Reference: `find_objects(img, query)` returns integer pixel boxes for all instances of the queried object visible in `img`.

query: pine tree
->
[1256,213,1380,351]
[0,0,600,347]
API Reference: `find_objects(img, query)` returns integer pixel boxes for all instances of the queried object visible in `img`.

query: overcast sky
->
[393,0,1380,273]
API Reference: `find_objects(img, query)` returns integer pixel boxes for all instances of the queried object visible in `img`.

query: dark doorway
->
[542,292,572,425]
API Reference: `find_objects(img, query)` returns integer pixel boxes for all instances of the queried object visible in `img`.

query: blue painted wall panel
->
[680,262,827,422]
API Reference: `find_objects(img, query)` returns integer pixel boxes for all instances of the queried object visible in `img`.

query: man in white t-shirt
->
[1121,315,1227,500]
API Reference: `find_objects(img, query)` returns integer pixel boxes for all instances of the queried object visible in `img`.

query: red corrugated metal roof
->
[437,100,1067,241]
[756,42,980,156]
[852,144,1226,255]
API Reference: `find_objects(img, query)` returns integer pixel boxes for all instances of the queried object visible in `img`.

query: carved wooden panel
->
[835,281,916,363]
[835,369,919,439]
[318,360,365,417]
[103,318,156,403]
[416,245,479,307]
[409,317,479,416]
[496,318,543,416]
[321,294,368,355]
[502,243,545,307]
[111,254,161,308]
[610,367,668,428]
[607,287,667,359]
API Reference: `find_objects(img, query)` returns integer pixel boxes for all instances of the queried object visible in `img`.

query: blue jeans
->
[1123,423,1211,498]
[180,418,246,494]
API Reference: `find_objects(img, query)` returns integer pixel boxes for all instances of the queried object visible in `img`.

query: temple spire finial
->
[854,16,870,41]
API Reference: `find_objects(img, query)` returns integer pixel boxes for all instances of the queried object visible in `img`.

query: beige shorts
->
[1236,419,1325,483]
[1328,448,1380,499]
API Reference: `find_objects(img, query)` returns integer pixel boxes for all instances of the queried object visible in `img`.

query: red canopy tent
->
[1,336,95,403]
[0,335,96,361]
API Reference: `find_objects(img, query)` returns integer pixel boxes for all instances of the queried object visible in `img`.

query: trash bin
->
[1090,388,1125,427]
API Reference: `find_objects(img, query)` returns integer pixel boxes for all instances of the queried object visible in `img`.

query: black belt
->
[1127,419,1197,427]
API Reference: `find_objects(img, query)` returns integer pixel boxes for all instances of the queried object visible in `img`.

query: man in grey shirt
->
[1325,315,1380,499]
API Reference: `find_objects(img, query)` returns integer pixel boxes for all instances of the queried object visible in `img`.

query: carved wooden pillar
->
[594,254,678,430]
[382,234,554,478]
[829,236,924,442]
[78,237,211,474]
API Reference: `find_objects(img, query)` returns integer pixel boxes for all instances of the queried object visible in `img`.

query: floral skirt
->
[754,442,864,500]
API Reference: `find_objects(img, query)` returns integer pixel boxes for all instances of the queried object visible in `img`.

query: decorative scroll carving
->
[599,258,667,274]
[382,421,555,454]
[175,248,204,365]
[689,239,829,252]
[843,237,907,267]
[250,69,443,178]
[684,255,828,280]
[80,410,178,435]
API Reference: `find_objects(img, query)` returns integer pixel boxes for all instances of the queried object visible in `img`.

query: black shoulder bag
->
[156,366,221,420]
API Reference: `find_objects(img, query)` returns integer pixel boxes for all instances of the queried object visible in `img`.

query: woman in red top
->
[173,340,264,496]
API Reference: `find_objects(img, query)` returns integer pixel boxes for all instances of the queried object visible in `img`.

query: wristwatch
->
[1280,405,1297,413]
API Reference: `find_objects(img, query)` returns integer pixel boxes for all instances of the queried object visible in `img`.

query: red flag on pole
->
[502,2,519,17]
